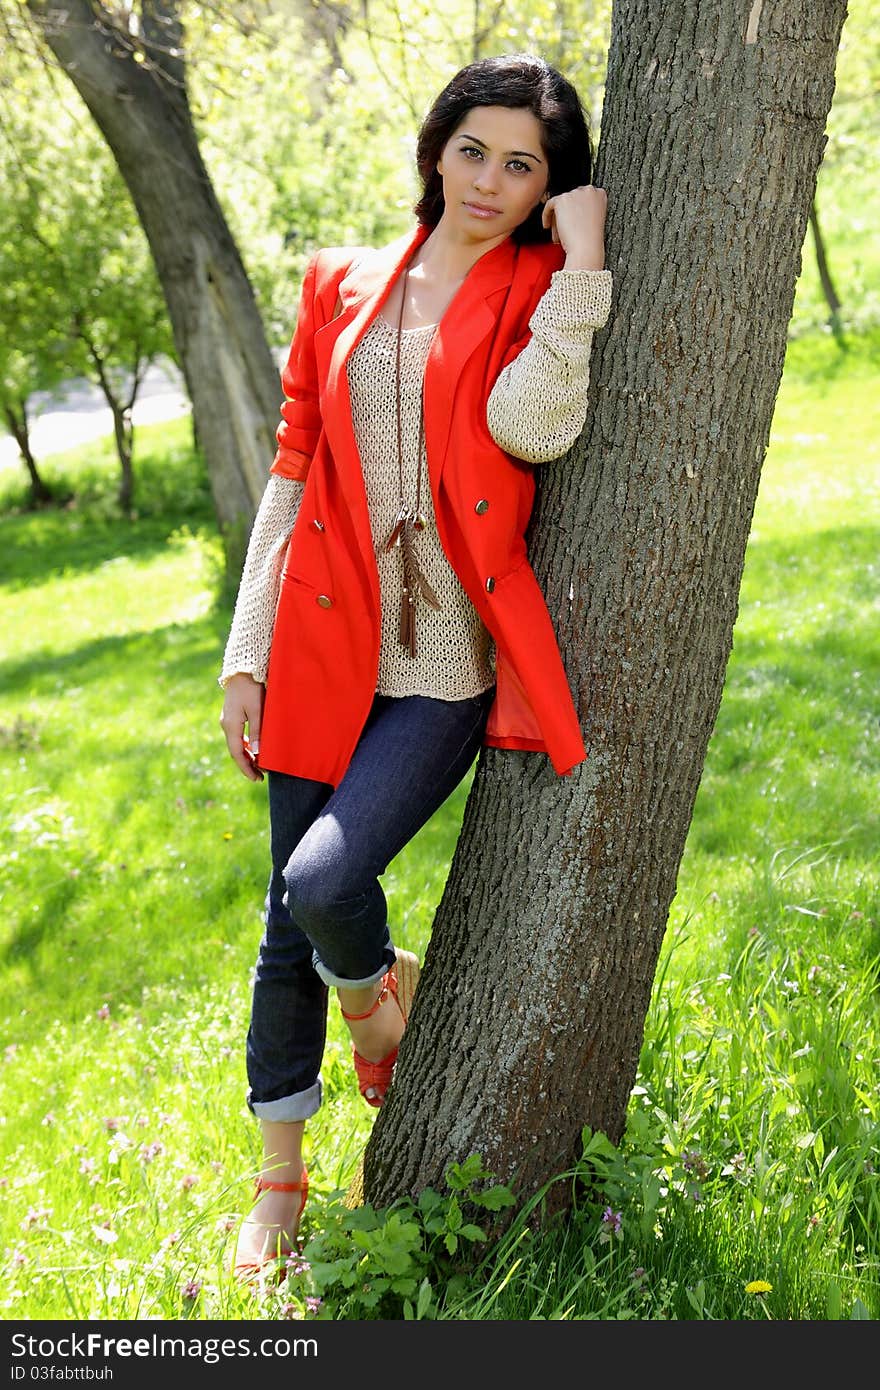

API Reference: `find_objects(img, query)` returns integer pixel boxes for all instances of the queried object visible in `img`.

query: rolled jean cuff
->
[311,949,392,992]
[247,1078,322,1123]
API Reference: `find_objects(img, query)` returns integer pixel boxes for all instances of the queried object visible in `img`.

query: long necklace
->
[380,259,441,657]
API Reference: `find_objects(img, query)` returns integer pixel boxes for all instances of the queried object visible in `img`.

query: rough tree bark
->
[365,0,850,1224]
[26,0,280,574]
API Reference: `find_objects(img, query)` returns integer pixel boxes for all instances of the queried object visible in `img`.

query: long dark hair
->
[413,53,594,244]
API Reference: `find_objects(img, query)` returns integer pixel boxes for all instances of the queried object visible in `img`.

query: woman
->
[219,51,612,1279]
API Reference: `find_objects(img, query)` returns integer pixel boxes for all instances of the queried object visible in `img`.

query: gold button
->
[312,518,325,532]
[485,576,495,593]
[316,594,333,608]
[475,498,489,514]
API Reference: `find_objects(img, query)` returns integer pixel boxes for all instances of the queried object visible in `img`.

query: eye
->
[459,145,483,160]
[507,159,532,174]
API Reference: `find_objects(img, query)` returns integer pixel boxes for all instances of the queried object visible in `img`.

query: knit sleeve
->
[218,475,304,687]
[486,268,613,464]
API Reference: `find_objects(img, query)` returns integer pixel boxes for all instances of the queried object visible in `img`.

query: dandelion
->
[745,1279,772,1295]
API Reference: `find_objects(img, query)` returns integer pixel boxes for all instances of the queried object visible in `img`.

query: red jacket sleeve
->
[270,253,323,482]
[488,248,563,384]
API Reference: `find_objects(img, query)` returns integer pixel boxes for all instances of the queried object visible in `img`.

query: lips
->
[464,201,501,217]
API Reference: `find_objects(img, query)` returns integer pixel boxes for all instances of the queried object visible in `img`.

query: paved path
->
[0,360,191,471]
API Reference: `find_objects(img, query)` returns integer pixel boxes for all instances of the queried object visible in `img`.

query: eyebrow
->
[456,132,544,164]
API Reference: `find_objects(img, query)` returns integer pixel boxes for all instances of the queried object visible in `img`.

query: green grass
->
[0,319,878,1321]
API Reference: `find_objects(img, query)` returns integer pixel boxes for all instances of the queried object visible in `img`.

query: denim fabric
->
[245,685,495,1122]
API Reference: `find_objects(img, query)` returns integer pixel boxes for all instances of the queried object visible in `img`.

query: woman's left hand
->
[542,184,607,269]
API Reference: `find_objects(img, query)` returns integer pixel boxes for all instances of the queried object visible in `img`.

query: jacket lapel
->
[423,236,517,493]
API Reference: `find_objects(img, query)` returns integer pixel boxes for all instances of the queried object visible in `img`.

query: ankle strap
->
[339,973,392,1021]
[255,1163,308,1194]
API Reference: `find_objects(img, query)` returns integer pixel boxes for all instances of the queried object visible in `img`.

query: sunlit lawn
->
[0,316,877,1319]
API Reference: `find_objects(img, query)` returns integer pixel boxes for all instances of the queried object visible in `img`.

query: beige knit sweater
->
[220,266,613,692]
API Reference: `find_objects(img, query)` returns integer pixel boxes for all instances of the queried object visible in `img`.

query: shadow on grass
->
[0,509,218,592]
[0,605,233,698]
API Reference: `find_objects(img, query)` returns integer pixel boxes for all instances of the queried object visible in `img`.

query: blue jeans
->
[245,685,495,1122]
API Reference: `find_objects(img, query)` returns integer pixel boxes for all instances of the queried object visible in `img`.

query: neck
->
[411,216,511,282]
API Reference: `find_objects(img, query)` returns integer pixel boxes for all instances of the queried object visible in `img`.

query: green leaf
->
[474,1184,516,1211]
[444,1232,458,1256]
[459,1224,487,1243]
[416,1278,433,1320]
[826,1281,842,1320]
[445,1154,490,1190]
[390,1277,418,1295]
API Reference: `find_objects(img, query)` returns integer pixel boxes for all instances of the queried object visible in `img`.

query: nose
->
[472,160,500,195]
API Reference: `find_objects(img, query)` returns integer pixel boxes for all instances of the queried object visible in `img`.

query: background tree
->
[0,187,64,507]
[0,55,172,512]
[364,0,853,1225]
[19,0,287,576]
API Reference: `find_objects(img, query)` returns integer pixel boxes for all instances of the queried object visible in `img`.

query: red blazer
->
[258,220,589,787]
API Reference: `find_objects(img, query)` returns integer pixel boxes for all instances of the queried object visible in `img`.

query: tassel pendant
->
[399,588,416,657]
[382,504,410,552]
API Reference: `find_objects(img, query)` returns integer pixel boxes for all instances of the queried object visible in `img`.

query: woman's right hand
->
[220,673,265,782]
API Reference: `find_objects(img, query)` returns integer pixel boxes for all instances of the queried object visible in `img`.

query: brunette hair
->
[413,53,594,243]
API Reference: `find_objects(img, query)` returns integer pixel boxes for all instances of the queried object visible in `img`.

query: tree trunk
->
[3,402,52,506]
[27,0,281,576]
[365,0,849,1227]
[808,197,845,346]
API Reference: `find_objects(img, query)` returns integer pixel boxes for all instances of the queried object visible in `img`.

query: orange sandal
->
[340,949,420,1108]
[233,1165,309,1285]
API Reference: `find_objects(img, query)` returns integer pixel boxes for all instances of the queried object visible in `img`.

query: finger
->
[221,705,263,782]
[242,735,264,781]
[541,197,554,229]
[246,699,261,758]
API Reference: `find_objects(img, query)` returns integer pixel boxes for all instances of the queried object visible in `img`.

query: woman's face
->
[436,105,550,243]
